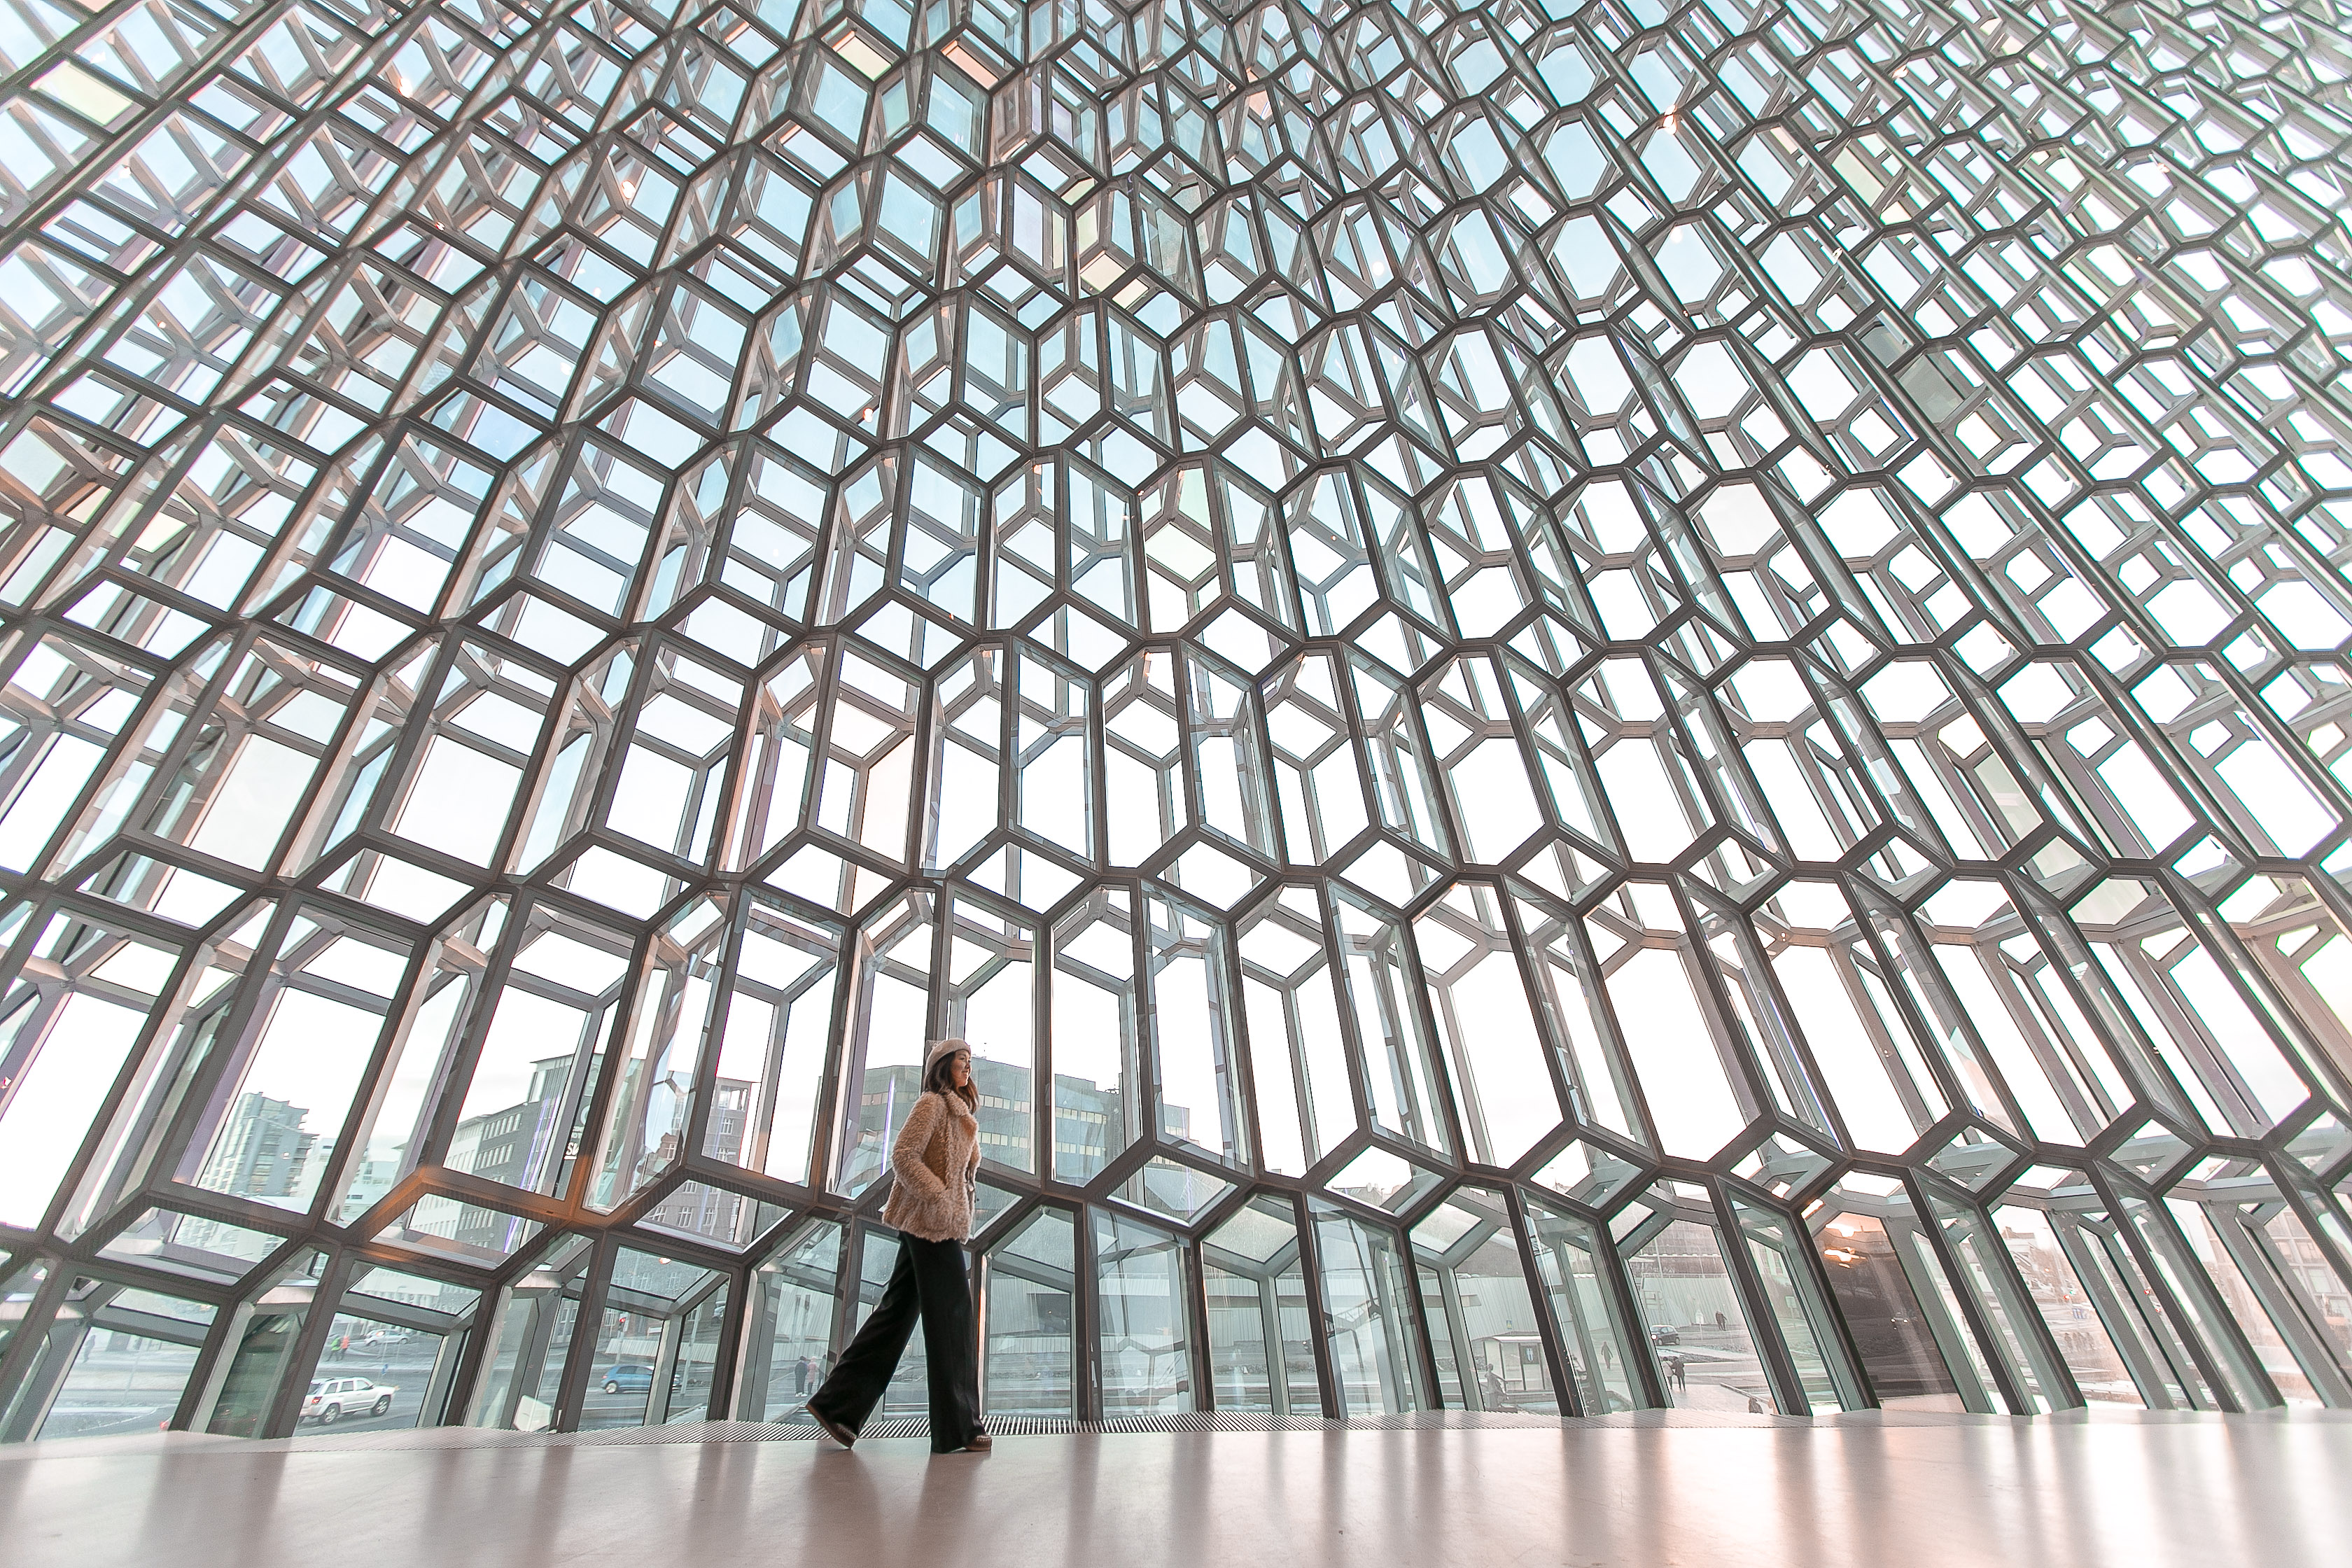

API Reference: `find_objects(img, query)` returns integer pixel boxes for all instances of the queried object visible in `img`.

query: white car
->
[302,1376,396,1424]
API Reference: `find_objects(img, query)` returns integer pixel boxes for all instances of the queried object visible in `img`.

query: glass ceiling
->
[1,0,2349,1441]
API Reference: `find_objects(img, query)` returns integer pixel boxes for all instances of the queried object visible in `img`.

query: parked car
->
[601,1364,654,1394]
[303,1377,396,1424]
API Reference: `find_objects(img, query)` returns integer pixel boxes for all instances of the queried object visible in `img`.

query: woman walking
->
[805,1038,991,1453]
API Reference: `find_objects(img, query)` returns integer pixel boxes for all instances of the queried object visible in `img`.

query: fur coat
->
[881,1087,981,1242]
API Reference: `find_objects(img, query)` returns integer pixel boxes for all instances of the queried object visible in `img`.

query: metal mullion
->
[706,647,784,877]
[433,1275,509,1429]
[1499,1183,1582,1416]
[922,867,953,1040]
[304,623,468,853]
[673,903,749,1177]
[1252,1257,1290,1418]
[2165,872,2352,1114]
[2108,1181,2280,1412]
[1427,1237,1477,1408]
[1389,881,1466,1166]
[2167,652,2352,830]
[1314,881,1378,1144]
[1880,897,2040,1141]
[1984,937,2109,1139]
[1170,640,1211,858]
[2108,934,2272,1140]
[1030,878,1055,1196]
[2092,1207,2220,1402]
[495,1266,573,1432]
[90,613,265,850]
[1961,1184,2085,1409]
[255,1246,359,1438]
[2203,1203,2352,1406]
[1329,643,1410,858]
[590,1211,748,1280]
[1942,668,2110,862]
[1667,662,1792,869]
[19,948,211,1240]
[731,1244,781,1423]
[290,942,440,1232]
[1495,883,1590,1152]
[2258,1152,2352,1318]
[550,1231,620,1432]
[1580,1210,1668,1410]
[1786,1206,1875,1413]
[1392,940,1467,1161]
[1289,1195,1342,1418]
[1708,1182,1812,1416]
[1228,912,1298,1147]
[2250,925,2352,1075]
[129,897,310,1208]
[2048,1208,2178,1408]
[1670,880,1783,1132]
[2,885,188,987]
[2050,1203,2173,1410]
[1900,1175,2033,1415]
[556,920,663,1214]
[1842,880,1989,1129]
[414,1326,470,1429]
[1932,1177,2083,1411]
[565,644,669,853]
[181,1273,265,1435]
[0,1263,79,1440]
[1383,1204,1445,1411]
[644,1308,685,1425]
[1577,923,1682,1163]
[330,1290,470,1338]
[1181,1232,1214,1413]
[2018,892,2201,1128]
[724,968,790,1189]
[802,906,865,1199]
[1201,875,1260,1175]
[2081,664,2297,863]
[695,1254,754,1422]
[1134,883,1167,1161]
[1070,1199,1102,1422]
[824,1220,874,1387]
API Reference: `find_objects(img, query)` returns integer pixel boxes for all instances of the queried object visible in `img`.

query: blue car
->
[601,1364,654,1394]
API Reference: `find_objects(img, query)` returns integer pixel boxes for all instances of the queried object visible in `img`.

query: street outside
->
[35,1338,202,1442]
[296,1335,445,1431]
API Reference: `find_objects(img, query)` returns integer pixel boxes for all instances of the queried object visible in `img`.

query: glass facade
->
[0,0,2348,1443]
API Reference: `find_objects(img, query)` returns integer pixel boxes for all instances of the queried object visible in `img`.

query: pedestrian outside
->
[804,1038,991,1454]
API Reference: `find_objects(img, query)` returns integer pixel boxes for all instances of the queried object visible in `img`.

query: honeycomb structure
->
[0,0,2349,1437]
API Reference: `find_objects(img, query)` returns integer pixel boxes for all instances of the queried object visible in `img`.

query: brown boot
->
[809,1408,858,1449]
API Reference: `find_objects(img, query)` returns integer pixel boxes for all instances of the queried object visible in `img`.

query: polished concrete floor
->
[4,1412,2347,1568]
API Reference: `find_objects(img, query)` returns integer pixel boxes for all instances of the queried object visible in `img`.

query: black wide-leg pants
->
[806,1233,983,1452]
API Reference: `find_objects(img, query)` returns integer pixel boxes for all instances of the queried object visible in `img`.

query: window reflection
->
[982,1208,1076,1418]
[1620,1186,1775,1414]
[1202,1197,1320,1418]
[1094,1208,1193,1415]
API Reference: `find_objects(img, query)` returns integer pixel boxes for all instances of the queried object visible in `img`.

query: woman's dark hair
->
[923,1041,978,1108]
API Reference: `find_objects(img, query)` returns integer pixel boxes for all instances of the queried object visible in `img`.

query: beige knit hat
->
[923,1037,972,1081]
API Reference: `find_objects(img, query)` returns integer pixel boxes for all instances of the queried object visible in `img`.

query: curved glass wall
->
[0,0,2349,1441]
